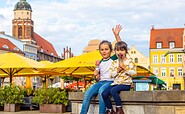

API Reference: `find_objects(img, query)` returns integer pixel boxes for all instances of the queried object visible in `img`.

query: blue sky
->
[0,0,185,57]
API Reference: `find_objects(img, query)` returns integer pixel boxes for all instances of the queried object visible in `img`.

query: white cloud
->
[0,0,185,57]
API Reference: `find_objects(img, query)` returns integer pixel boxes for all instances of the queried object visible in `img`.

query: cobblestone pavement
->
[0,111,72,114]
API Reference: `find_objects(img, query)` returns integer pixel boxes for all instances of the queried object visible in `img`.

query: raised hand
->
[112,24,122,36]
[112,24,122,41]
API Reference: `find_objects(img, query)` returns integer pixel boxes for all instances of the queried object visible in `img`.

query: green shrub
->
[32,87,68,106]
[2,84,24,104]
[0,87,4,106]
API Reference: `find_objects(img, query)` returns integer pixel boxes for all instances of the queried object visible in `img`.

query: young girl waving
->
[102,41,137,114]
[80,24,122,114]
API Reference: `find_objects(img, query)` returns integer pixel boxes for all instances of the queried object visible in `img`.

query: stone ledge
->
[69,91,185,102]
[68,91,185,114]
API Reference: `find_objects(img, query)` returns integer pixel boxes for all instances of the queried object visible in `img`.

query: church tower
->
[12,0,35,44]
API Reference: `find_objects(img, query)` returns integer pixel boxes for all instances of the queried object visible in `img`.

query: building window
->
[170,68,175,77]
[153,68,159,76]
[169,42,175,49]
[14,47,19,51]
[2,45,9,49]
[169,54,174,63]
[161,55,166,63]
[177,54,182,62]
[41,48,44,52]
[156,42,162,48]
[178,68,183,76]
[134,58,138,63]
[153,55,158,63]
[161,68,166,77]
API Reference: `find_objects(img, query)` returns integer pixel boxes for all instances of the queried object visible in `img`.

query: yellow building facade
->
[150,27,185,90]
[150,49,184,90]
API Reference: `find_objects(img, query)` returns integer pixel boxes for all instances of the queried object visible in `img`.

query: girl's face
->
[99,43,112,60]
[115,49,126,59]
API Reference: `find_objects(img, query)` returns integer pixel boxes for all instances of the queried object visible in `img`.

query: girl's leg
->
[98,81,113,114]
[80,82,104,114]
[110,85,130,106]
[102,85,113,109]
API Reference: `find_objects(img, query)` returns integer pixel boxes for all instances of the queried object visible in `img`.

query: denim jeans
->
[102,84,131,109]
[80,81,113,114]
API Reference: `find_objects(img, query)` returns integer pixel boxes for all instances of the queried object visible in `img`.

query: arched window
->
[134,58,138,63]
[18,27,22,38]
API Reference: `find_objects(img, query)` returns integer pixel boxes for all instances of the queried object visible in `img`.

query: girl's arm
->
[112,24,122,42]
[94,60,100,82]
[94,73,100,82]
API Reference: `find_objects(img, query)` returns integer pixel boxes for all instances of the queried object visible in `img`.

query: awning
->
[133,76,166,85]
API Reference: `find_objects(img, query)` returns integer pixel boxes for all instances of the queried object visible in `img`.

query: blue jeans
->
[102,84,131,109]
[80,81,113,114]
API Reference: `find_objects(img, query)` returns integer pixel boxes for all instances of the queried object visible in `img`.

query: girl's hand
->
[117,61,126,73]
[112,24,122,36]
[117,66,123,73]
[95,74,100,82]
[95,60,100,66]
[94,70,99,76]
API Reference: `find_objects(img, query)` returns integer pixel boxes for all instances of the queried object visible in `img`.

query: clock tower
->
[12,0,35,44]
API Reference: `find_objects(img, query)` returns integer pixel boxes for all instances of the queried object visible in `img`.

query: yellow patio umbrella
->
[46,50,154,80]
[46,50,102,76]
[0,52,45,83]
[13,60,61,87]
[136,65,155,76]
[39,60,56,87]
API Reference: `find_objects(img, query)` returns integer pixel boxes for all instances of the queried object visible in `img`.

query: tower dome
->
[14,0,32,11]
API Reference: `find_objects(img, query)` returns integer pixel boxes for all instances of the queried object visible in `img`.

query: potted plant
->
[3,84,24,112]
[32,87,68,113]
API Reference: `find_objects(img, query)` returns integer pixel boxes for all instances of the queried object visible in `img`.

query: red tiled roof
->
[0,38,23,53]
[150,28,184,49]
[33,32,58,57]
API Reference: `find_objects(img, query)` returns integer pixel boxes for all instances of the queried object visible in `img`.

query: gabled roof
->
[0,34,23,50]
[0,38,23,53]
[34,32,58,57]
[150,28,184,49]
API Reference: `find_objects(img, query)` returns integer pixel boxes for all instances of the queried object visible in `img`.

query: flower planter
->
[4,104,20,112]
[40,104,66,113]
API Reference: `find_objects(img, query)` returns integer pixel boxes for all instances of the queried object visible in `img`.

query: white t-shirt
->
[99,54,117,81]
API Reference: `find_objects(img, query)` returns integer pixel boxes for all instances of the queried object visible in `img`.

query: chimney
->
[63,48,66,59]
[69,48,71,58]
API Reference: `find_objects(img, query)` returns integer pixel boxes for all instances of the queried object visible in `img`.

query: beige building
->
[128,45,149,69]
[83,39,101,53]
